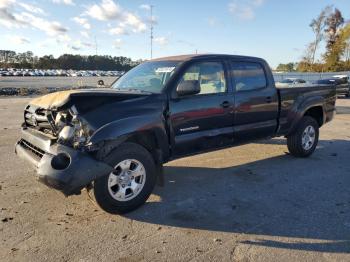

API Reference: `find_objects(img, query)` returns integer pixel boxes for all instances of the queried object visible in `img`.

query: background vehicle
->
[15,54,336,214]
[275,78,307,88]
[0,68,124,77]
[312,76,350,97]
[332,75,350,97]
[280,78,306,84]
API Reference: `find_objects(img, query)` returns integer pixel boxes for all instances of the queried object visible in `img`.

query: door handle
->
[266,96,272,103]
[220,101,230,108]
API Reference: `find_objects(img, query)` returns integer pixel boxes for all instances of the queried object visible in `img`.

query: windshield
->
[112,61,180,93]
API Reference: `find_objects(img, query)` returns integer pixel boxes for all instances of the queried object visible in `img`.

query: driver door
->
[168,61,235,157]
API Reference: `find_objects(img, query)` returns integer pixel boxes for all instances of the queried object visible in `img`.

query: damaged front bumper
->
[15,128,113,196]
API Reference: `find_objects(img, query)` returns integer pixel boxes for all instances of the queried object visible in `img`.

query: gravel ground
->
[0,97,350,262]
[0,77,117,89]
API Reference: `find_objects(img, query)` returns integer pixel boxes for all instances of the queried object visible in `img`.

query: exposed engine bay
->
[21,88,145,151]
[24,104,94,150]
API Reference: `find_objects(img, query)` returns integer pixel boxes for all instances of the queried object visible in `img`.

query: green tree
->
[298,43,316,72]
[310,6,331,64]
[0,50,141,71]
[276,63,296,72]
[325,23,350,71]
[324,8,345,68]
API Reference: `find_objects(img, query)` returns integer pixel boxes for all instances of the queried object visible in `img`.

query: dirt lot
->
[0,97,350,262]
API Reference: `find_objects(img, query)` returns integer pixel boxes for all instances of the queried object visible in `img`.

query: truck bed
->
[276,85,337,136]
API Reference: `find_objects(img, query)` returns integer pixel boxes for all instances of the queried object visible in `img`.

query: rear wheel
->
[93,142,157,214]
[287,116,319,158]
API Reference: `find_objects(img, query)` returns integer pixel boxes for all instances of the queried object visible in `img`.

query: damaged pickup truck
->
[15,54,336,214]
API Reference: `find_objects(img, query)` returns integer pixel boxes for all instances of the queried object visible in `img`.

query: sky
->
[0,0,349,68]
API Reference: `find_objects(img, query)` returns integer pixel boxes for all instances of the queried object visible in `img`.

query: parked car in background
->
[312,79,336,85]
[282,78,306,84]
[312,75,350,97]
[0,70,8,76]
[0,69,125,78]
[275,78,307,87]
[332,75,350,97]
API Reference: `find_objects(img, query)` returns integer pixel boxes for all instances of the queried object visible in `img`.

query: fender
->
[287,95,325,135]
[88,112,170,160]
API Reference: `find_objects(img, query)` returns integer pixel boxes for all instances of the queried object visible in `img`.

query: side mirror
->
[97,80,105,86]
[176,80,200,96]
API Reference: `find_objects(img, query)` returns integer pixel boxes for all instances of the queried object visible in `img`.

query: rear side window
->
[231,62,267,91]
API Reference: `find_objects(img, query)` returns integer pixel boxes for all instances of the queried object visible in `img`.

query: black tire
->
[287,116,319,158]
[93,142,157,214]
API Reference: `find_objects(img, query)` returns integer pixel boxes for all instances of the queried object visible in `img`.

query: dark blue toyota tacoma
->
[15,54,336,214]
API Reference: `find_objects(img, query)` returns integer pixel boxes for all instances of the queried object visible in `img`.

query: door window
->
[231,62,267,91]
[178,62,226,95]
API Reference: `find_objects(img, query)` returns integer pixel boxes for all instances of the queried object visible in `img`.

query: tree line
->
[0,50,142,71]
[276,6,350,72]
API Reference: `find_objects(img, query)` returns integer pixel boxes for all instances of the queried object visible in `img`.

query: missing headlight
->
[56,105,94,149]
[58,125,75,142]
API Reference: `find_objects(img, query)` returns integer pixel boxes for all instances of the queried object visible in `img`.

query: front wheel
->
[287,116,319,158]
[93,142,157,214]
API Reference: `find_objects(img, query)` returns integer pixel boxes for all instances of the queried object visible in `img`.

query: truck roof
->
[151,54,265,62]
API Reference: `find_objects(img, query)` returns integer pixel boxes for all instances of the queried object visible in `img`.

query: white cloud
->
[139,4,151,11]
[228,0,264,20]
[0,1,68,36]
[124,13,146,33]
[51,37,94,52]
[70,45,80,51]
[154,36,168,46]
[36,35,73,50]
[85,0,122,21]
[52,0,75,6]
[71,40,83,50]
[82,41,94,48]
[65,39,85,51]
[85,0,147,34]
[56,34,71,44]
[80,31,90,38]
[15,12,68,36]
[73,17,91,30]
[113,39,122,49]
[0,0,25,28]
[109,26,128,36]
[151,15,157,24]
[18,2,44,15]
[8,35,30,45]
[0,0,15,9]
[0,10,18,27]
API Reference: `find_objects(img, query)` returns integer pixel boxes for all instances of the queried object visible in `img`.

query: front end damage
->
[15,100,113,196]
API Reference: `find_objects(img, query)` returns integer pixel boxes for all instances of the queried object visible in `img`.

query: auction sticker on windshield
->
[155,67,176,73]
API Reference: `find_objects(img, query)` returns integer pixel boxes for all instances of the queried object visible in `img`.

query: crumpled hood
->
[29,88,146,110]
[30,90,80,109]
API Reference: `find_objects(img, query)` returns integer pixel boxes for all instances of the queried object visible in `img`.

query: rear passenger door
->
[229,60,279,140]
